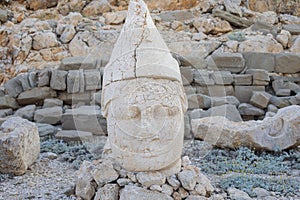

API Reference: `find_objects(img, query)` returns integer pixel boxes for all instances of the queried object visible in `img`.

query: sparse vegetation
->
[184,141,300,197]
[196,147,299,175]
[220,175,300,197]
[41,139,97,169]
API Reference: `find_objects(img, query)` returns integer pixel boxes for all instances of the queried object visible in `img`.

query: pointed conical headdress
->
[102,0,182,86]
[102,0,185,115]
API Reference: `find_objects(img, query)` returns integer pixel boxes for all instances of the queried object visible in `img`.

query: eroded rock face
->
[0,117,40,175]
[191,105,300,151]
[101,0,187,175]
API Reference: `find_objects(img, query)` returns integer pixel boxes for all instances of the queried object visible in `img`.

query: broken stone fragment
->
[191,105,300,151]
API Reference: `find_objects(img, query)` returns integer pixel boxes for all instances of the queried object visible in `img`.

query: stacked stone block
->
[0,52,299,142]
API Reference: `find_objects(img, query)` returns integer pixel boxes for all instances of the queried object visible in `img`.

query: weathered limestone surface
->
[101,0,187,175]
[0,117,40,175]
[191,105,300,151]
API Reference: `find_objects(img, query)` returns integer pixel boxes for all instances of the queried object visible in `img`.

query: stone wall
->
[0,52,299,140]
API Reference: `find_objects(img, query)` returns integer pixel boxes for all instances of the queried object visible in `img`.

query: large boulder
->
[191,105,300,151]
[0,117,40,175]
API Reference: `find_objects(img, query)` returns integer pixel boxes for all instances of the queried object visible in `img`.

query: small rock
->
[50,70,68,91]
[283,24,300,35]
[17,87,57,106]
[94,184,119,200]
[290,36,300,53]
[104,11,127,25]
[253,187,270,198]
[187,94,212,109]
[36,123,58,137]
[91,160,119,186]
[195,184,206,196]
[269,96,290,108]
[0,109,13,118]
[117,178,132,187]
[178,187,189,198]
[186,195,207,200]
[60,25,76,43]
[250,92,271,109]
[59,56,97,70]
[195,171,214,196]
[161,184,173,196]
[275,53,300,73]
[34,106,63,125]
[32,32,58,50]
[14,105,36,121]
[178,169,197,191]
[27,0,58,10]
[267,104,278,113]
[150,185,162,192]
[42,152,58,160]
[276,30,291,48]
[43,98,63,108]
[136,171,166,188]
[0,9,8,23]
[207,53,245,73]
[182,156,192,167]
[120,185,172,200]
[211,71,233,85]
[238,103,265,116]
[75,161,96,200]
[246,69,270,86]
[0,96,19,109]
[201,104,242,122]
[82,0,111,17]
[227,187,252,200]
[167,174,181,189]
[238,35,283,53]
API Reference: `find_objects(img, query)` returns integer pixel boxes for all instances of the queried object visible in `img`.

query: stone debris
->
[192,105,300,151]
[75,157,214,200]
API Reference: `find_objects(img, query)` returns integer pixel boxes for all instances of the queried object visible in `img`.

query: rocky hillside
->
[0,0,299,84]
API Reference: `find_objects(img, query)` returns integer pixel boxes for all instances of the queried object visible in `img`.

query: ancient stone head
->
[101,0,187,175]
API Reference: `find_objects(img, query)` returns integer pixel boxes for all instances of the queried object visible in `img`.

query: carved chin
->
[107,115,185,171]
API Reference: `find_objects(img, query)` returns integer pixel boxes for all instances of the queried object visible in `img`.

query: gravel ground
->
[0,139,299,200]
[0,153,79,200]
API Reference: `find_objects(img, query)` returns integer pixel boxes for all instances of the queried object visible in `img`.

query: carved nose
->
[140,107,153,128]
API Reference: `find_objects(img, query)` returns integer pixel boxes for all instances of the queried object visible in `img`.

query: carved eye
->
[128,106,140,119]
[167,107,179,116]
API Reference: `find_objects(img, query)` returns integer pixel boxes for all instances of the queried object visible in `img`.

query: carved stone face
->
[103,78,187,172]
